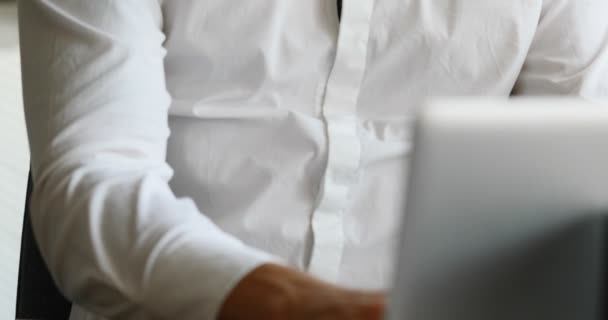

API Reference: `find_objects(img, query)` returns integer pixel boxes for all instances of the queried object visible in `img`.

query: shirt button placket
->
[307,0,375,282]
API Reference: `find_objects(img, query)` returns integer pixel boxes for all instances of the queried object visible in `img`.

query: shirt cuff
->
[203,245,284,320]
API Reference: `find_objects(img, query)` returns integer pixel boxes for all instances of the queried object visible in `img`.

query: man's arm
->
[19,1,278,318]
[513,0,608,96]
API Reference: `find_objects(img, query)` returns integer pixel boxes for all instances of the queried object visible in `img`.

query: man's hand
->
[219,264,386,320]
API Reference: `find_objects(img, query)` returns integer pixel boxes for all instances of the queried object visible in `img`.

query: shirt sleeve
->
[513,0,608,97]
[18,1,279,319]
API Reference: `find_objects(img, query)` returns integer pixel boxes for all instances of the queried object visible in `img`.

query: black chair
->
[16,173,72,320]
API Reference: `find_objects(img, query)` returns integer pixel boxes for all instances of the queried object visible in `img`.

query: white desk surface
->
[1,2,29,319]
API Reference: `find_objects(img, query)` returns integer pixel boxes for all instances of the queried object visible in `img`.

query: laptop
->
[387,99,607,320]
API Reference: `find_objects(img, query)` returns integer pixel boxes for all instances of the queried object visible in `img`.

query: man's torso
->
[162,0,543,288]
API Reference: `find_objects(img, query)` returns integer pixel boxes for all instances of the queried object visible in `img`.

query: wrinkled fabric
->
[18,0,608,319]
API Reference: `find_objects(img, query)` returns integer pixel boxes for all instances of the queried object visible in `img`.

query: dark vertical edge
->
[15,172,72,319]
[15,172,33,318]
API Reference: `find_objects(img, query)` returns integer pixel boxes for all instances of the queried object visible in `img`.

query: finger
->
[357,298,385,320]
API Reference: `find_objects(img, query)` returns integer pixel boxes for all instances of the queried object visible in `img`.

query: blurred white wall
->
[0,2,29,318]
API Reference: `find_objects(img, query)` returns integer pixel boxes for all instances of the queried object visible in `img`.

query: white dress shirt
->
[18,0,608,319]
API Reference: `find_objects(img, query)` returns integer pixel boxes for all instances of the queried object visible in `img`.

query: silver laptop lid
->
[388,99,607,320]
